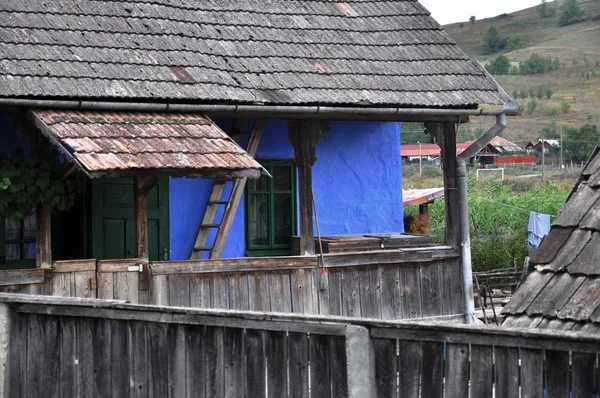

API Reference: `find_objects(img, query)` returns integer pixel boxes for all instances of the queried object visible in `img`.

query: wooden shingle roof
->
[0,0,511,108]
[502,147,600,332]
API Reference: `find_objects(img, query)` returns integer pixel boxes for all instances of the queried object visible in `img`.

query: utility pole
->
[560,128,563,170]
[419,141,422,178]
[541,135,545,180]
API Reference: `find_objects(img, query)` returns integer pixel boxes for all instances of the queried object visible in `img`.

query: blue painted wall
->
[0,114,30,153]
[169,119,403,260]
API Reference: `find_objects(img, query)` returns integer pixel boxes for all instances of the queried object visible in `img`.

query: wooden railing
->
[0,247,465,322]
[1,293,599,398]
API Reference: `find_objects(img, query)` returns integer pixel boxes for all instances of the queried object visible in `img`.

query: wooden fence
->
[0,247,465,322]
[1,293,600,397]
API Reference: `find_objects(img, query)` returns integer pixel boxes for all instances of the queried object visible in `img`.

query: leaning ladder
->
[190,119,265,260]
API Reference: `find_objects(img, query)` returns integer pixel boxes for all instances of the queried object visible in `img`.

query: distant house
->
[526,140,555,154]
[488,136,522,153]
[502,147,600,331]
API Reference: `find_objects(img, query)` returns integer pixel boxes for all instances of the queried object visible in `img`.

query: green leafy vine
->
[0,148,79,220]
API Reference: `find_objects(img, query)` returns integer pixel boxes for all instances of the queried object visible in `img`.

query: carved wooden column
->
[288,120,323,256]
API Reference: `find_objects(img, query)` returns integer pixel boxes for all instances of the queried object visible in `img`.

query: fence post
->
[0,303,11,396]
[345,325,376,397]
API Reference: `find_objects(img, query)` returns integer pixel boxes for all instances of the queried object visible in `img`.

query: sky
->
[419,0,543,25]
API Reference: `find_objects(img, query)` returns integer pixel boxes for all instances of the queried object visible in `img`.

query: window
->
[245,160,297,256]
[0,213,36,269]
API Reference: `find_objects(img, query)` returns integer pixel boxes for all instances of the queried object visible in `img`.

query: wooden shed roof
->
[0,1,511,109]
[502,147,600,331]
[31,110,266,179]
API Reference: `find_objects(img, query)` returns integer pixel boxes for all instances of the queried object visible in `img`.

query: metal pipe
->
[0,97,519,120]
[456,114,507,324]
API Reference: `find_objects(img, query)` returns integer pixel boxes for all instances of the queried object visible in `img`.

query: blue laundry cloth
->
[527,212,551,250]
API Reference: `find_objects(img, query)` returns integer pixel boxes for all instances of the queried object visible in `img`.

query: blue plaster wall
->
[0,114,30,153]
[168,119,403,260]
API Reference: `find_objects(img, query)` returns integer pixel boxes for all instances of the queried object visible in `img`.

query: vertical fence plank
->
[97,272,114,300]
[289,333,309,398]
[225,328,246,398]
[152,274,169,306]
[444,343,469,397]
[92,318,112,397]
[309,334,331,398]
[8,312,26,397]
[401,266,422,318]
[358,265,381,319]
[168,275,191,308]
[190,274,212,309]
[572,352,595,398]
[494,346,520,398]
[545,350,570,398]
[53,272,74,297]
[205,326,225,398]
[77,318,95,398]
[212,274,230,309]
[291,269,317,314]
[169,324,188,397]
[398,341,422,398]
[249,272,271,312]
[341,267,361,317]
[329,335,348,397]
[147,322,169,398]
[267,331,288,398]
[374,338,398,398]
[380,265,404,320]
[470,345,493,398]
[26,314,43,397]
[129,320,149,398]
[59,317,77,398]
[520,348,544,398]
[74,271,95,298]
[420,263,442,317]
[325,268,342,316]
[246,329,266,398]
[187,325,207,398]
[110,320,130,397]
[229,273,249,311]
[421,341,443,398]
[269,272,292,313]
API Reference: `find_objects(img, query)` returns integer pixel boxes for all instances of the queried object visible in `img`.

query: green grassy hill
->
[444,0,600,147]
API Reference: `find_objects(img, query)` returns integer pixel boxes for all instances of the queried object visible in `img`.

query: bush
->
[485,55,510,75]
[421,166,443,179]
[519,53,559,75]
[538,0,557,18]
[485,26,504,54]
[564,124,599,162]
[469,15,476,23]
[559,0,585,26]
[506,35,526,52]
[526,100,537,116]
[560,101,571,114]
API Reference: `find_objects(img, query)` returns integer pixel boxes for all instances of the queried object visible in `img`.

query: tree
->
[485,26,503,54]
[485,55,510,75]
[563,124,599,162]
[559,0,585,26]
[506,35,526,52]
[542,120,560,139]
[538,0,556,18]
[469,15,476,23]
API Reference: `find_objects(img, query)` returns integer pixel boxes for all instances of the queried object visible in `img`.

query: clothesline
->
[479,197,557,219]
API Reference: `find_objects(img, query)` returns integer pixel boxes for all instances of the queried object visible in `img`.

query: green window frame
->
[0,213,36,270]
[245,160,297,256]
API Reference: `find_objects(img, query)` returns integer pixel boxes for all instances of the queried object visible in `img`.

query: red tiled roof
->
[31,110,266,179]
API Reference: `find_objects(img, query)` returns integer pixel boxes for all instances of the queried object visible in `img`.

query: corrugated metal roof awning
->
[30,110,267,179]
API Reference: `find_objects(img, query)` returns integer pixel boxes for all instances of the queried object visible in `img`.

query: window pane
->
[5,219,20,241]
[249,194,269,246]
[274,193,293,245]
[273,166,291,191]
[24,243,36,259]
[23,213,36,240]
[248,175,268,192]
[6,243,20,260]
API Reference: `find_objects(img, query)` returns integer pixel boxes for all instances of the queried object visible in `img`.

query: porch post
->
[426,122,460,248]
[288,120,323,256]
[134,176,158,262]
[35,202,52,268]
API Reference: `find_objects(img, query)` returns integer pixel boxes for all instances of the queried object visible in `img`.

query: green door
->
[91,178,169,261]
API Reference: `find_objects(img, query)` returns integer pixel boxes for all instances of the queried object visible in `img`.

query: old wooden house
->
[0,0,516,324]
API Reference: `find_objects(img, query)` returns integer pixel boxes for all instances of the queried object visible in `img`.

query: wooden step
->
[200,223,221,228]
[193,246,213,252]
[207,200,229,205]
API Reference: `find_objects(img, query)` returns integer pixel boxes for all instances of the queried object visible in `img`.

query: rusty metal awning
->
[402,188,445,206]
[30,110,267,179]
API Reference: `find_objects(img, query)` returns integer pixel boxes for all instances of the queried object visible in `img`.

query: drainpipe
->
[456,113,508,324]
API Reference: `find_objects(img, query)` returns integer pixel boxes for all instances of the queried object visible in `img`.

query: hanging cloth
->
[527,212,551,250]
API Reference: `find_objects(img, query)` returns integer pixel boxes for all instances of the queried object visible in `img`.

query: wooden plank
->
[190,274,212,309]
[545,350,570,398]
[328,335,348,398]
[309,333,331,398]
[225,327,245,398]
[152,274,169,306]
[53,271,74,297]
[211,274,230,309]
[190,181,227,260]
[444,343,469,397]
[147,322,169,398]
[205,326,226,398]
[373,338,398,398]
[288,332,309,398]
[290,269,317,314]
[36,201,52,268]
[494,346,519,398]
[186,324,206,398]
[53,259,96,273]
[420,341,443,398]
[0,305,10,397]
[97,272,115,300]
[74,271,95,298]
[135,176,156,262]
[358,265,381,319]
[269,271,292,313]
[380,265,404,320]
[398,341,422,398]
[420,263,442,317]
[92,318,112,397]
[571,352,595,398]
[266,331,287,398]
[76,319,94,398]
[25,314,43,397]
[245,329,266,398]
[97,259,140,273]
[169,324,188,397]
[248,272,271,312]
[439,259,463,315]
[469,345,493,398]
[401,265,422,318]
[8,311,26,397]
[113,271,140,303]
[0,269,46,286]
[168,275,191,307]
[341,267,361,317]
[520,348,544,398]
[110,320,130,397]
[228,272,249,311]
[128,320,149,398]
[59,316,77,398]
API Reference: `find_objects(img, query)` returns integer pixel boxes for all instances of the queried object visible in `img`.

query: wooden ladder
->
[190,119,265,260]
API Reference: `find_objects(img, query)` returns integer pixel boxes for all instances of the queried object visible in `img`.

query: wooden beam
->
[426,122,460,248]
[288,120,324,256]
[134,176,157,263]
[35,201,52,268]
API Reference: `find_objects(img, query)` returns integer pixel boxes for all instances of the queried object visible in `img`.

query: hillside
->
[444,0,600,147]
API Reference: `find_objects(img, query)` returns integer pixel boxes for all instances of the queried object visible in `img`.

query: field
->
[403,166,578,271]
[442,0,600,146]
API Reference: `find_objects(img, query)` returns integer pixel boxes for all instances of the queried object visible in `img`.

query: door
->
[91,178,169,261]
